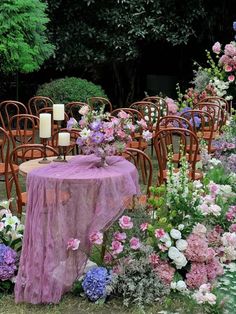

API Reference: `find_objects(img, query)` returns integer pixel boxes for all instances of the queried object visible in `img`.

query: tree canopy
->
[0,0,55,74]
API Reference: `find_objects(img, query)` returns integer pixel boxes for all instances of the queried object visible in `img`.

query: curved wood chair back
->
[156,115,193,133]
[0,100,28,130]
[87,97,113,113]
[28,96,54,116]
[180,110,214,153]
[198,96,230,114]
[9,144,58,217]
[65,102,88,120]
[153,128,199,185]
[130,101,160,131]
[51,128,81,155]
[143,96,169,115]
[125,148,153,197]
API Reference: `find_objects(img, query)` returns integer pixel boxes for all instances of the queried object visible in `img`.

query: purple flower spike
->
[233,21,236,31]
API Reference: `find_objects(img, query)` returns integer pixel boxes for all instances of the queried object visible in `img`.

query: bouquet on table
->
[67,104,152,164]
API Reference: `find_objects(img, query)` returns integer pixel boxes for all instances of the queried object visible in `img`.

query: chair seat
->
[202,131,218,140]
[8,129,34,137]
[129,141,148,150]
[172,153,201,163]
[0,163,19,174]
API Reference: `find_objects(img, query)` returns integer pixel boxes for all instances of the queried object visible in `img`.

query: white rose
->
[176,239,188,251]
[165,240,172,248]
[160,233,171,243]
[178,224,185,231]
[220,185,232,194]
[168,247,181,260]
[174,253,188,269]
[176,280,187,292]
[170,229,182,240]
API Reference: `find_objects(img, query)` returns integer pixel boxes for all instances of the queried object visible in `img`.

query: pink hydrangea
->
[129,237,141,250]
[117,110,130,119]
[111,240,124,255]
[192,223,207,236]
[148,252,160,266]
[212,42,221,54]
[113,231,127,242]
[140,222,148,231]
[206,257,224,281]
[89,231,103,245]
[165,97,178,114]
[224,43,236,57]
[185,233,215,263]
[79,105,90,115]
[119,215,133,229]
[186,262,208,289]
[154,260,175,285]
[154,228,165,239]
[207,229,221,246]
[137,118,148,129]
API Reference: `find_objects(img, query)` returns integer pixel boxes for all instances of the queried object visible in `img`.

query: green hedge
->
[36,77,107,103]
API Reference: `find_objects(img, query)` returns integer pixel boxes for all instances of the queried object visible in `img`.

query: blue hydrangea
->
[0,244,17,281]
[82,267,111,301]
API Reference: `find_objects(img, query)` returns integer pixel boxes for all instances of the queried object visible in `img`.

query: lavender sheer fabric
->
[15,155,139,304]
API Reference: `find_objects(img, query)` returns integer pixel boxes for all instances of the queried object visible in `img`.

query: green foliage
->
[47,0,205,69]
[0,0,55,73]
[36,77,107,103]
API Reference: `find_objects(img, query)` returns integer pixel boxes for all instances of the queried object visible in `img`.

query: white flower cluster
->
[171,280,187,292]
[167,229,188,269]
[210,77,233,100]
[193,284,216,305]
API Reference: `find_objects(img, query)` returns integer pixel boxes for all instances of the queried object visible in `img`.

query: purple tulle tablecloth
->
[15,155,139,304]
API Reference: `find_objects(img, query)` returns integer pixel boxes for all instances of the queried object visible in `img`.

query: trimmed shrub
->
[36,77,107,103]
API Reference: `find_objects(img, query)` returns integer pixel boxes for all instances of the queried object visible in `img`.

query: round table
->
[15,154,139,304]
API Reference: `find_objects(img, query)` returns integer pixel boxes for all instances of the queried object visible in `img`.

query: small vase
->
[99,155,108,167]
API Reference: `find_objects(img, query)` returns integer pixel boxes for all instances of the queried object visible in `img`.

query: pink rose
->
[67,238,80,250]
[225,65,233,72]
[113,231,127,242]
[111,240,124,255]
[226,211,235,221]
[224,43,236,57]
[212,42,221,54]
[228,75,235,82]
[119,215,133,229]
[89,231,103,245]
[79,105,90,115]
[130,237,141,250]
[155,228,165,239]
[140,222,148,231]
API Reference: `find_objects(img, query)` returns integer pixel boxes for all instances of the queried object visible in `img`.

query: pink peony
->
[113,231,127,242]
[228,75,235,82]
[130,237,141,250]
[89,231,103,245]
[212,42,221,54]
[119,215,133,229]
[226,210,235,221]
[140,222,148,231]
[155,228,165,239]
[186,262,208,289]
[111,240,124,255]
[224,44,236,57]
[67,238,80,250]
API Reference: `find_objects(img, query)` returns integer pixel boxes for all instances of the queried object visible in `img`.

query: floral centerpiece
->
[67,104,151,165]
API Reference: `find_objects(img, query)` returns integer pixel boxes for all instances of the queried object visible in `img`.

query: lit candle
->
[58,132,70,146]
[53,104,65,121]
[39,113,51,138]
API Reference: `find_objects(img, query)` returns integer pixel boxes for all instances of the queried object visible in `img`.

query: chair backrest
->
[0,100,28,130]
[28,96,54,116]
[153,128,199,185]
[65,102,88,120]
[143,96,169,115]
[193,102,225,132]
[87,97,113,113]
[0,127,11,200]
[9,144,58,217]
[125,148,153,196]
[51,127,80,155]
[156,115,193,133]
[198,96,230,114]
[180,110,214,152]
[130,101,160,131]
[110,108,144,123]
[8,114,39,147]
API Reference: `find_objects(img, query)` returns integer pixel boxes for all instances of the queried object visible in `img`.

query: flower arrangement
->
[0,200,24,292]
[67,104,151,161]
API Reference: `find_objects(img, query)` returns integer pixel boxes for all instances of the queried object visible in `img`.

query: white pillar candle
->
[39,113,51,138]
[53,104,65,121]
[58,132,70,146]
